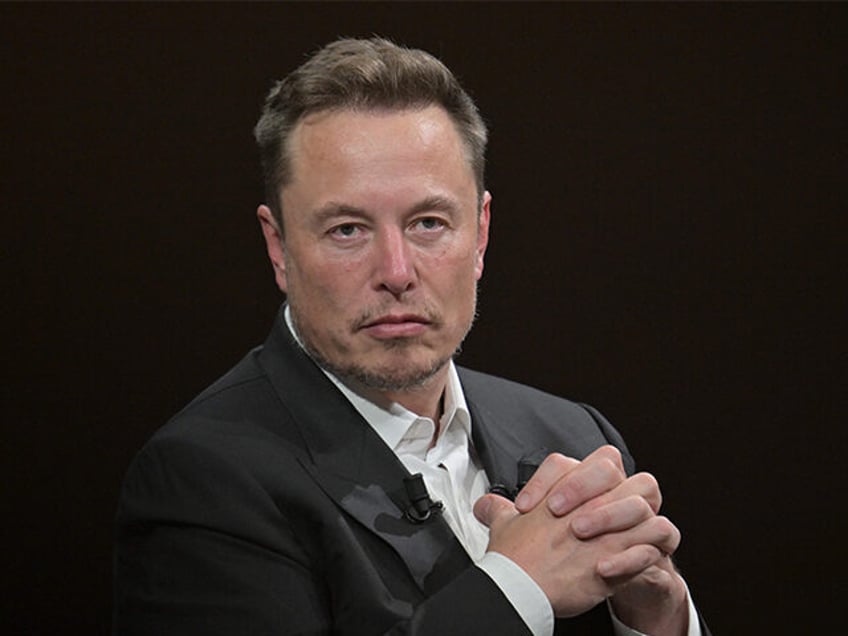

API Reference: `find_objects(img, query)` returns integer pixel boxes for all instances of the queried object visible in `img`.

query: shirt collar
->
[284,304,472,451]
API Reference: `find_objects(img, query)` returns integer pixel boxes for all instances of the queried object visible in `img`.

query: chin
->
[337,349,451,393]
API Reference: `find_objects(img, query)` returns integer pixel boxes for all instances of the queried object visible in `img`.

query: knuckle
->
[599,445,623,463]
[520,476,543,494]
[628,494,654,518]
[652,516,681,550]
[592,505,613,529]
[544,452,570,469]
[598,457,618,477]
[599,456,625,480]
[633,471,659,492]
[648,515,669,534]
[640,545,662,569]
[565,472,588,499]
[632,472,662,510]
[536,453,573,484]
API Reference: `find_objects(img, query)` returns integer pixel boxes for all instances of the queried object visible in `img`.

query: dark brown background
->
[3,3,845,634]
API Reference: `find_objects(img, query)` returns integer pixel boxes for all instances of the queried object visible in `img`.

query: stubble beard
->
[291,290,479,393]
[307,341,452,393]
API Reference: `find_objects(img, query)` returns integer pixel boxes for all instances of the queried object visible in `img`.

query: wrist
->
[609,568,689,636]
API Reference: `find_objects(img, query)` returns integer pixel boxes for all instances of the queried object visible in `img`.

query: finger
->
[595,515,681,579]
[514,453,580,512]
[631,515,681,558]
[473,493,518,528]
[624,472,662,514]
[598,544,667,579]
[591,444,626,473]
[571,495,656,539]
[546,446,627,516]
[575,472,663,519]
[648,516,681,557]
[608,561,684,608]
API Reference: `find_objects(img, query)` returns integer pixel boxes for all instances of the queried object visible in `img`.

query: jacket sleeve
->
[113,433,532,636]
[113,434,334,635]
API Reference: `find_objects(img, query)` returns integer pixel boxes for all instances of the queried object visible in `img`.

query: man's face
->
[259,106,490,394]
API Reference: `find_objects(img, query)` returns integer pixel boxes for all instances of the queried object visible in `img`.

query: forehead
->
[285,106,472,182]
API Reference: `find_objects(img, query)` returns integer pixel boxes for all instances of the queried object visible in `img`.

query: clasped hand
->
[473,446,689,635]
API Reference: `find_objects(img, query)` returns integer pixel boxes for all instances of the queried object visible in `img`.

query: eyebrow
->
[311,194,460,223]
[312,202,368,224]
[408,195,459,215]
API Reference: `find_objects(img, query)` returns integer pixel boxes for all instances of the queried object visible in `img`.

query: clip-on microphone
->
[403,473,443,523]
[489,454,545,501]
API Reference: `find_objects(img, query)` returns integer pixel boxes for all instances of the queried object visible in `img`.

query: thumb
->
[473,493,517,528]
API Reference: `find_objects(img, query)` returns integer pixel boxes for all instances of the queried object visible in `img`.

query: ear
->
[257,204,288,293]
[474,191,492,280]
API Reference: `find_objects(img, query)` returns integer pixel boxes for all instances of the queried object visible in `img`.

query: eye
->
[413,217,446,232]
[329,223,361,238]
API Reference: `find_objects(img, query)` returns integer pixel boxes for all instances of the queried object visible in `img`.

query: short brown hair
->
[254,37,488,229]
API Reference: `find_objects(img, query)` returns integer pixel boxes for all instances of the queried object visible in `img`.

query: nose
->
[374,227,416,297]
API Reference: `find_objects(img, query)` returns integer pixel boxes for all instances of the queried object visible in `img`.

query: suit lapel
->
[257,307,470,593]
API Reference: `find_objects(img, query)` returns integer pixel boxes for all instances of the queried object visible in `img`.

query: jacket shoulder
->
[457,366,587,414]
[457,366,635,473]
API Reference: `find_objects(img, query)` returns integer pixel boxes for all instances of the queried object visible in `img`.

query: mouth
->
[359,314,432,339]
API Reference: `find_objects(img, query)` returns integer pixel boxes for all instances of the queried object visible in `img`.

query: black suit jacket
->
[114,307,701,635]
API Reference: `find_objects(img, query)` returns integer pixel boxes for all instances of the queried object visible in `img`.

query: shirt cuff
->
[608,577,702,636]
[476,552,554,636]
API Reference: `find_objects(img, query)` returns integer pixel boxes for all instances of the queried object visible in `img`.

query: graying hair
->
[254,37,488,231]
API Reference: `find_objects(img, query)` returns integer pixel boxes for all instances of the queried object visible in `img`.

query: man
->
[114,38,709,635]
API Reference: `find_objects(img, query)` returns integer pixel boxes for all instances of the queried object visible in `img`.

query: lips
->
[360,314,431,338]
[362,314,429,327]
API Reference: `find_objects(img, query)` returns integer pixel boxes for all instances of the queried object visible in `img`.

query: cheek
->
[430,254,480,303]
[296,254,366,306]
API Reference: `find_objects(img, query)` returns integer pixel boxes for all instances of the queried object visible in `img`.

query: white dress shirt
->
[285,308,700,635]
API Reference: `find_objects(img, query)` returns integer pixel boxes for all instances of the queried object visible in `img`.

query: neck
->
[342,365,449,423]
